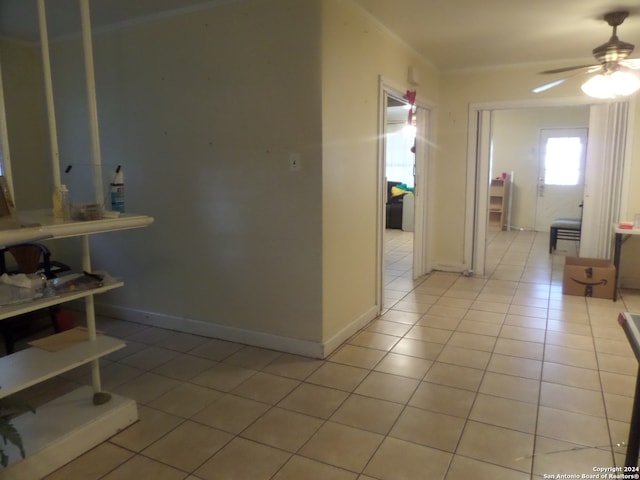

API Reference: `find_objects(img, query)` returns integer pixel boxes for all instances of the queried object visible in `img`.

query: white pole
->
[37,0,62,189]
[80,0,104,206]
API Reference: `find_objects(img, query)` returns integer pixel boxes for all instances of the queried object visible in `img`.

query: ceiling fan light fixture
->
[581,70,640,98]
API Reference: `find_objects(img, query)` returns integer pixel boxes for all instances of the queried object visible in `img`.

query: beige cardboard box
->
[563,256,616,300]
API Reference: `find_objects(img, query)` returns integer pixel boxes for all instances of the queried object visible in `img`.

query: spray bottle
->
[110,165,125,213]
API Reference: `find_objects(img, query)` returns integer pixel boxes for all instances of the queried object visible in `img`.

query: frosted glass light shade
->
[581,71,640,99]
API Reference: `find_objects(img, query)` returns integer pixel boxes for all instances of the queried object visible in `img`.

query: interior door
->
[534,128,588,231]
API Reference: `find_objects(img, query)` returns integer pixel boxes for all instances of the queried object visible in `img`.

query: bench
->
[549,218,582,253]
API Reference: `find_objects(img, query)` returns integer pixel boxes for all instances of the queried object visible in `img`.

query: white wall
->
[491,106,589,230]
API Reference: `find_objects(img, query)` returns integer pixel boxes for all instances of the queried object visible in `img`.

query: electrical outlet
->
[289,153,301,172]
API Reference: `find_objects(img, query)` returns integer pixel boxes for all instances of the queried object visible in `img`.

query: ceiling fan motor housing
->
[593,38,634,64]
[593,11,634,64]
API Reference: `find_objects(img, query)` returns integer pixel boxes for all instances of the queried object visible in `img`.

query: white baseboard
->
[433,263,467,273]
[619,275,640,291]
[322,305,379,356]
[91,302,379,359]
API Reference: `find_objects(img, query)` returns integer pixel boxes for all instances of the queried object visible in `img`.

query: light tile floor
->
[15,229,640,479]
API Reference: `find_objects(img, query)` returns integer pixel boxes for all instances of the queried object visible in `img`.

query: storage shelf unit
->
[488,174,512,231]
[0,0,155,476]
[0,213,153,478]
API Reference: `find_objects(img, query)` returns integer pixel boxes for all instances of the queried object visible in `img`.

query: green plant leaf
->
[0,387,34,467]
[0,420,25,459]
[0,396,35,418]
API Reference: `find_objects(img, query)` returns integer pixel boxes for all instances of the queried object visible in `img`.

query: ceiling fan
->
[533,11,640,97]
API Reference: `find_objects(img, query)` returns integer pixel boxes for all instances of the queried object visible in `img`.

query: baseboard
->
[89,301,381,360]
[92,302,327,358]
[322,305,379,357]
[433,263,467,273]
[619,275,640,291]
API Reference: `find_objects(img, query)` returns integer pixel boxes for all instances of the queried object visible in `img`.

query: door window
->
[542,132,586,186]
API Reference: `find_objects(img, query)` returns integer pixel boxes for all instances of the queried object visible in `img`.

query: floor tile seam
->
[532,432,621,457]
[442,320,506,471]
[235,421,321,457]
[81,446,146,480]
[384,427,464,458]
[117,416,204,475]
[484,364,542,382]
[585,304,625,467]
[514,247,548,478]
[473,389,542,408]
[535,398,608,420]
[448,450,535,478]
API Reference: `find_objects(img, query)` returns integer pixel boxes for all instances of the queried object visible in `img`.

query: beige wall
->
[320,0,438,343]
[491,106,590,230]
[49,0,326,344]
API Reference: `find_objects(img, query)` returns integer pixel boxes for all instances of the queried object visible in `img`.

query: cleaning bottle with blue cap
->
[110,165,125,213]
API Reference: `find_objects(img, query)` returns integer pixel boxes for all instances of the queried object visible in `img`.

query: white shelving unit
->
[0,213,153,479]
[0,0,154,475]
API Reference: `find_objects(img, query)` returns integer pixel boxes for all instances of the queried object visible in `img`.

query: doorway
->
[377,77,433,313]
[383,95,416,306]
[467,100,630,276]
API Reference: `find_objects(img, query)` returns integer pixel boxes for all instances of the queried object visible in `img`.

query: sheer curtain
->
[580,101,629,258]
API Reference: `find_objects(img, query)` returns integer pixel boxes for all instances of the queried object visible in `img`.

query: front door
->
[534,128,588,231]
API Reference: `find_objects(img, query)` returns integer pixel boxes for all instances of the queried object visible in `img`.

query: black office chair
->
[0,243,69,354]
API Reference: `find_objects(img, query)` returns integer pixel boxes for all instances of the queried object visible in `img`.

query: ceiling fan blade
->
[532,79,567,93]
[533,66,603,94]
[539,64,599,75]
[620,58,640,69]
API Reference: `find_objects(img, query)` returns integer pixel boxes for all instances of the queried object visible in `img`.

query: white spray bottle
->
[110,165,125,213]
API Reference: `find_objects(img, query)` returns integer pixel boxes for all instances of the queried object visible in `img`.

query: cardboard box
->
[563,256,616,300]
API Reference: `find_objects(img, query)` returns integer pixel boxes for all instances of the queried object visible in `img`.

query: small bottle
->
[110,166,125,213]
[52,184,70,220]
[60,184,70,220]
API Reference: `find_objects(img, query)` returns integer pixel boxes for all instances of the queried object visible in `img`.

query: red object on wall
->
[404,90,417,124]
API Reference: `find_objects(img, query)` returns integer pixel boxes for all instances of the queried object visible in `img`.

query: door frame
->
[465,96,631,277]
[377,76,434,311]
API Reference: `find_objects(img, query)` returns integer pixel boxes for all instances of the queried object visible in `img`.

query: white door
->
[534,128,588,232]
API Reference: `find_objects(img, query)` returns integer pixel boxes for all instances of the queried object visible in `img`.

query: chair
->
[0,243,69,354]
[549,203,584,254]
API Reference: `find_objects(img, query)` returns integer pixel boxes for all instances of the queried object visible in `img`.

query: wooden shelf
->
[0,335,125,398]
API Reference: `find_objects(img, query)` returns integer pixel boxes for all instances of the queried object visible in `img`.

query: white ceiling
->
[1,0,640,73]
